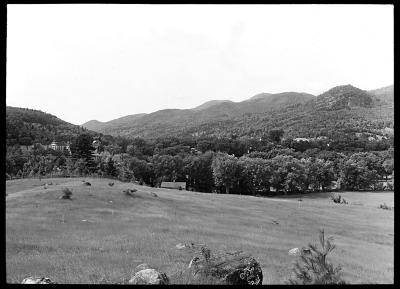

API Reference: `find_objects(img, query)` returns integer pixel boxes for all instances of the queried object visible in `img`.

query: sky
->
[7,4,394,125]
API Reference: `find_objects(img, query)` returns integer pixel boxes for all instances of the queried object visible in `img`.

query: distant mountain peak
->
[249,93,273,101]
[82,113,146,133]
[83,119,104,125]
[314,84,375,110]
[193,100,233,111]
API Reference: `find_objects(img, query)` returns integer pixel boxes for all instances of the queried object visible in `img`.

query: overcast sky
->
[7,4,393,125]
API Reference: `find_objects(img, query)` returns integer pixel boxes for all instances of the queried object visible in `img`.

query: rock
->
[176,243,186,249]
[83,182,91,186]
[135,263,151,272]
[151,192,158,197]
[224,258,263,285]
[129,269,169,285]
[21,277,56,284]
[188,256,200,268]
[288,247,300,256]
[108,182,114,186]
[124,189,134,196]
[189,250,263,285]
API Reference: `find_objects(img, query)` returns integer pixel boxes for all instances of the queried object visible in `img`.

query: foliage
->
[288,230,346,284]
[61,188,72,199]
[152,154,185,185]
[6,106,91,146]
[184,151,215,192]
[70,134,95,163]
[339,152,382,190]
[268,129,284,143]
[211,153,242,194]
[330,193,347,204]
[239,157,271,195]
[379,203,392,210]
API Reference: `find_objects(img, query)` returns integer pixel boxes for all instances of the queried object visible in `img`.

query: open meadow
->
[6,177,394,284]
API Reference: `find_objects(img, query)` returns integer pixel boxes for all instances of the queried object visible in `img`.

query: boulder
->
[288,247,300,256]
[189,250,263,285]
[188,256,200,268]
[135,263,151,272]
[129,269,169,285]
[150,192,158,198]
[176,243,186,250]
[83,182,91,186]
[21,277,56,284]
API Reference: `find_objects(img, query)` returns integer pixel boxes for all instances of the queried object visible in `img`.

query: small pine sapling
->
[288,229,345,284]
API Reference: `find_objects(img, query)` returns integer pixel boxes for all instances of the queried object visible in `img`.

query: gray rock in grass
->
[129,269,169,285]
[21,277,56,284]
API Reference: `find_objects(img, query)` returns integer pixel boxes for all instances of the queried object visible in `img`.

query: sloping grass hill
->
[6,178,393,284]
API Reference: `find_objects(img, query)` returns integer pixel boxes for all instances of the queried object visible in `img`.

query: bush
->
[379,203,392,210]
[124,188,137,196]
[61,187,72,199]
[330,193,347,204]
[288,229,346,284]
[384,182,394,191]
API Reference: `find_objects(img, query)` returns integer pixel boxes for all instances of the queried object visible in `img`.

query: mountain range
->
[81,84,393,140]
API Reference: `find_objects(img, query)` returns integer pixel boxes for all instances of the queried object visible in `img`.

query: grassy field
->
[6,177,394,284]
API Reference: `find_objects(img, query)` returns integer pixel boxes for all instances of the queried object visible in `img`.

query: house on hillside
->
[92,137,102,160]
[161,182,186,190]
[48,140,71,154]
[293,137,310,142]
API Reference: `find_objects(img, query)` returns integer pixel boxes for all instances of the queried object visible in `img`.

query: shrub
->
[384,182,394,191]
[61,188,72,199]
[379,203,392,210]
[330,193,341,203]
[330,193,347,204]
[288,229,345,285]
[124,188,137,197]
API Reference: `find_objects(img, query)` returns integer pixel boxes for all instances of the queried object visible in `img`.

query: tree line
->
[6,131,394,194]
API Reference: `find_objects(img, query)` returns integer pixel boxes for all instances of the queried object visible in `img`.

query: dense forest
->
[6,129,394,195]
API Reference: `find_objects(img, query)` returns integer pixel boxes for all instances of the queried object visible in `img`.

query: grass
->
[6,177,394,284]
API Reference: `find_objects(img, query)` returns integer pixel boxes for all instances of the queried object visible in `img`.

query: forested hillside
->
[82,84,393,141]
[6,107,94,146]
